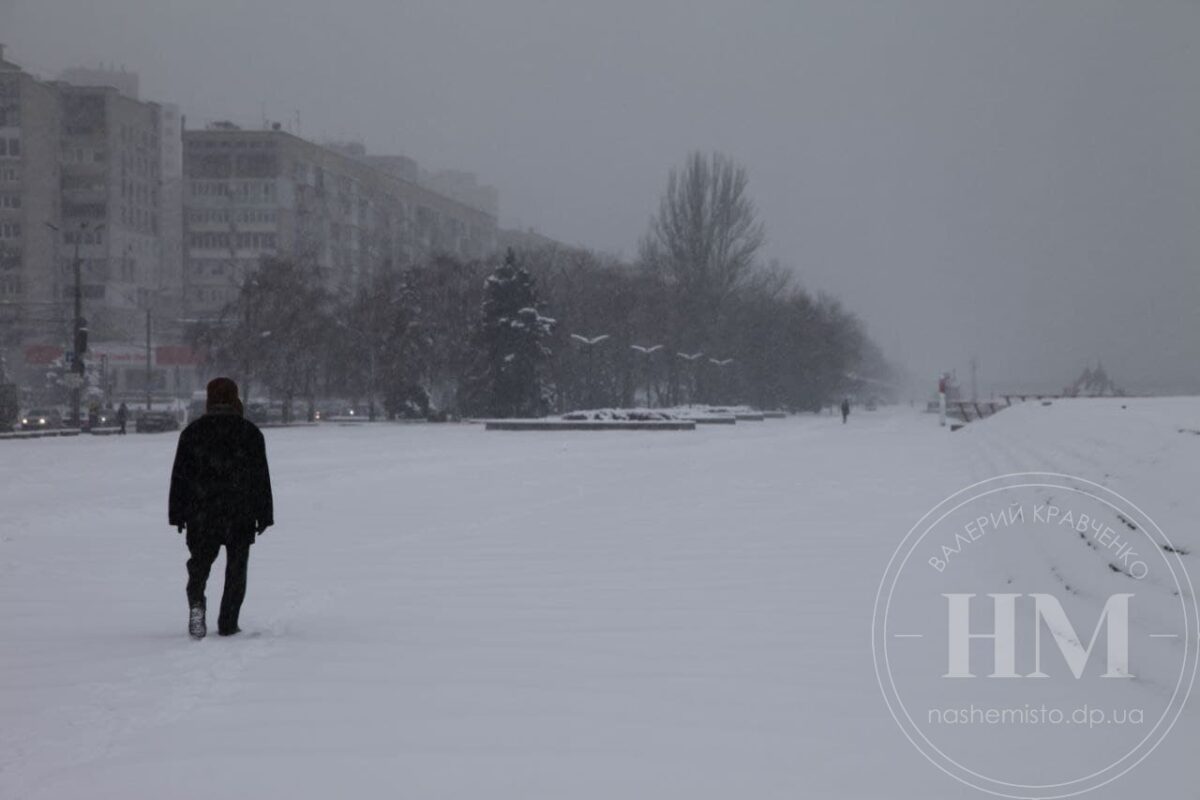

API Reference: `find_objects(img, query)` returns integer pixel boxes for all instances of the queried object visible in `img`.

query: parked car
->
[135,409,180,433]
[20,408,64,430]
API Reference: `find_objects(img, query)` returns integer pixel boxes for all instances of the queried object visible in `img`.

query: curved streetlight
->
[571,333,610,409]
[708,357,735,405]
[675,351,704,407]
[630,343,663,407]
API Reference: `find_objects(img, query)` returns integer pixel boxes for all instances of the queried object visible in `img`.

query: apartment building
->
[183,127,498,319]
[57,83,166,342]
[0,46,63,357]
[0,51,191,396]
[1,48,504,397]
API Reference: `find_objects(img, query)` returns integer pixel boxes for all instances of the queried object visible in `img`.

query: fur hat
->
[206,377,240,412]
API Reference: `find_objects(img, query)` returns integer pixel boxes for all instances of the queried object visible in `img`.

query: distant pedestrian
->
[169,377,274,639]
[116,402,128,435]
[840,397,850,424]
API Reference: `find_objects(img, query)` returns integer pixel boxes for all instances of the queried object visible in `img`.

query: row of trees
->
[192,152,896,419]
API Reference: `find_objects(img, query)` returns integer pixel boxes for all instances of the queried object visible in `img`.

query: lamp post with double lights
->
[44,220,103,427]
[630,343,663,407]
[708,357,735,405]
[676,351,704,406]
[570,333,610,409]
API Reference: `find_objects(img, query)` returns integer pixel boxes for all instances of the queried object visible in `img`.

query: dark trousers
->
[186,528,251,633]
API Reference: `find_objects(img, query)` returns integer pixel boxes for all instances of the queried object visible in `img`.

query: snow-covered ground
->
[1,399,1198,799]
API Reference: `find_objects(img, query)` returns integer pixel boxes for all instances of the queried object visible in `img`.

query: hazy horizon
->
[3,0,1197,395]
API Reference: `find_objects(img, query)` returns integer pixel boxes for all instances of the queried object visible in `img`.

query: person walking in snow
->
[840,397,850,424]
[169,377,273,639]
[116,402,128,434]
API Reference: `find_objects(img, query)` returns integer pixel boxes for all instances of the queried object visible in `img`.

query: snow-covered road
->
[1,400,1197,799]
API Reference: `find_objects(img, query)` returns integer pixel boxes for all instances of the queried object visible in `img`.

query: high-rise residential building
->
[183,126,498,320]
[157,102,184,322]
[420,169,499,219]
[57,82,192,396]
[2,47,505,399]
[58,83,163,340]
[58,65,140,101]
[0,46,65,372]
[0,50,191,396]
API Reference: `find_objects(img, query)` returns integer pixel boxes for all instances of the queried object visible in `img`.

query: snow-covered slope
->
[0,399,1196,798]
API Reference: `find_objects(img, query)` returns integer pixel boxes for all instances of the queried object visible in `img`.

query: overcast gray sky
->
[3,0,1197,394]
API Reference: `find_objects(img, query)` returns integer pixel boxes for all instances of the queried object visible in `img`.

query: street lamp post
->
[676,351,704,406]
[145,308,153,411]
[630,344,663,407]
[708,358,734,405]
[337,321,377,421]
[44,220,102,427]
[570,333,610,409]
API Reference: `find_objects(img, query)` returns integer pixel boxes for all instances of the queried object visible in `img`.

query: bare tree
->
[640,152,766,356]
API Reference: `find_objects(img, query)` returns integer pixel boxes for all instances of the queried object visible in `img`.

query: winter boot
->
[189,605,206,639]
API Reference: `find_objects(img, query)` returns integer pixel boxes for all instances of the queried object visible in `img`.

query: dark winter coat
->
[169,408,273,541]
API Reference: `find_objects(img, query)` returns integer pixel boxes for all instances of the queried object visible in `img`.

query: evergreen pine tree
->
[466,249,554,417]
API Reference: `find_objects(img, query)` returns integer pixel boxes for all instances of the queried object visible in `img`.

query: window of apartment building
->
[0,275,20,299]
[69,172,107,193]
[190,209,232,225]
[63,202,106,219]
[235,153,278,179]
[191,181,232,198]
[0,194,20,209]
[0,167,17,182]
[0,78,19,127]
[63,284,105,300]
[192,153,233,179]
[234,232,277,250]
[0,137,20,158]
[0,222,21,239]
[190,232,231,249]
[0,247,20,271]
[83,258,108,279]
[66,229,102,245]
